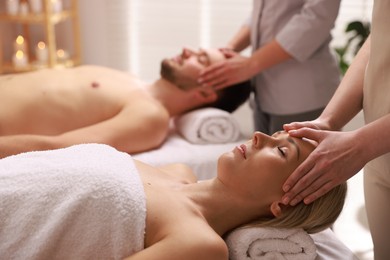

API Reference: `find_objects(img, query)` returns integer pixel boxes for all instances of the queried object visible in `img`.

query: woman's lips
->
[237,144,246,159]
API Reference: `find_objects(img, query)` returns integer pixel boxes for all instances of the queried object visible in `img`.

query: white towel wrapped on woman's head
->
[0,144,146,260]
[174,107,241,144]
[225,226,317,260]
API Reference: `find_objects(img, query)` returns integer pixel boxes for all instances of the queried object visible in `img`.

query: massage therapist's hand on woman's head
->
[281,124,367,206]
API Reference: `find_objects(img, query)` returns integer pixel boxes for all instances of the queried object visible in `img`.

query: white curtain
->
[126,0,252,80]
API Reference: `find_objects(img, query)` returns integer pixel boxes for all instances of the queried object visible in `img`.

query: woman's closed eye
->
[277,147,288,158]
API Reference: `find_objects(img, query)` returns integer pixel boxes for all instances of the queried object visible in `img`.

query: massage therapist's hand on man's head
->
[198,50,253,91]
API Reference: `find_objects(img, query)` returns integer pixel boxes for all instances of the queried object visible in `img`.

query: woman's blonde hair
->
[248,182,347,234]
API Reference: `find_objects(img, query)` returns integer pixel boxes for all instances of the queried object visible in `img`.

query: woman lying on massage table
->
[0,131,346,260]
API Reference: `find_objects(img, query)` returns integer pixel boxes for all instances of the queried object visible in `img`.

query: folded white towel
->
[0,144,146,260]
[225,227,317,260]
[175,107,241,144]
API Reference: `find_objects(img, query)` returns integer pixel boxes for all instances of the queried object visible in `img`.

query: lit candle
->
[35,41,48,63]
[28,0,43,14]
[56,49,69,61]
[51,0,63,13]
[6,0,19,15]
[13,50,28,68]
[14,35,27,53]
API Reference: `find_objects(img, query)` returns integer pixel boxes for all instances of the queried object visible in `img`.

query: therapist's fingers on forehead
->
[302,137,318,147]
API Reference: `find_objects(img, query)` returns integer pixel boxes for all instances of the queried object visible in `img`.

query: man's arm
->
[0,105,170,158]
[0,135,54,158]
[57,104,170,154]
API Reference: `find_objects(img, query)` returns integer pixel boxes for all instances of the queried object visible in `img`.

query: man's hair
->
[201,80,252,113]
[246,182,347,234]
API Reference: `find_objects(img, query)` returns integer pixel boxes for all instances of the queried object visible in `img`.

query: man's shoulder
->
[124,96,168,114]
[121,100,170,127]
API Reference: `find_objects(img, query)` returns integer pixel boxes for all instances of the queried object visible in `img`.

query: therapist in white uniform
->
[199,0,341,134]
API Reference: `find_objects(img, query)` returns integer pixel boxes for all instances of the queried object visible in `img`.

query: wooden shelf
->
[0,0,81,74]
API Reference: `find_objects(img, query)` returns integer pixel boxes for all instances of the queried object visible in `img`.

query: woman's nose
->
[252,131,271,148]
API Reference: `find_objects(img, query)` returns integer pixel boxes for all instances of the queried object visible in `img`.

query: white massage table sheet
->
[133,130,244,180]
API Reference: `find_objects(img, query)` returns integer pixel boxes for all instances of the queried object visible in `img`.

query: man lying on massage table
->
[0,48,250,158]
[0,131,347,259]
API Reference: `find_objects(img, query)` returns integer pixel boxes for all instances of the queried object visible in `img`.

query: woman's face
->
[160,47,225,90]
[217,131,316,202]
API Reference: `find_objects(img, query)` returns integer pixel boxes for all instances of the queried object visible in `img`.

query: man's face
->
[160,48,226,90]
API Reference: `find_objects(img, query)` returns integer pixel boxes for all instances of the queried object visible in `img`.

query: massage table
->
[0,108,358,259]
[133,108,359,260]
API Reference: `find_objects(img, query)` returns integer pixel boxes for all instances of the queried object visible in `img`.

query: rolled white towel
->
[175,108,241,144]
[225,227,317,260]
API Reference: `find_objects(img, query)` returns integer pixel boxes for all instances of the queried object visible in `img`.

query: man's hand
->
[281,127,365,206]
[198,50,253,90]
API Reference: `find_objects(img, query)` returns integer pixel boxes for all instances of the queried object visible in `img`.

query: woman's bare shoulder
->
[157,163,197,183]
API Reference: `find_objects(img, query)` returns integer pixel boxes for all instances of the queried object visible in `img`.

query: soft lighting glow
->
[16,35,24,45]
[36,41,48,62]
[15,50,24,59]
[37,41,46,50]
[56,49,69,61]
[14,35,27,53]
[57,49,65,58]
[13,49,28,68]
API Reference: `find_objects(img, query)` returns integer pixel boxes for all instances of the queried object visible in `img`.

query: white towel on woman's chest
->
[0,144,146,260]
